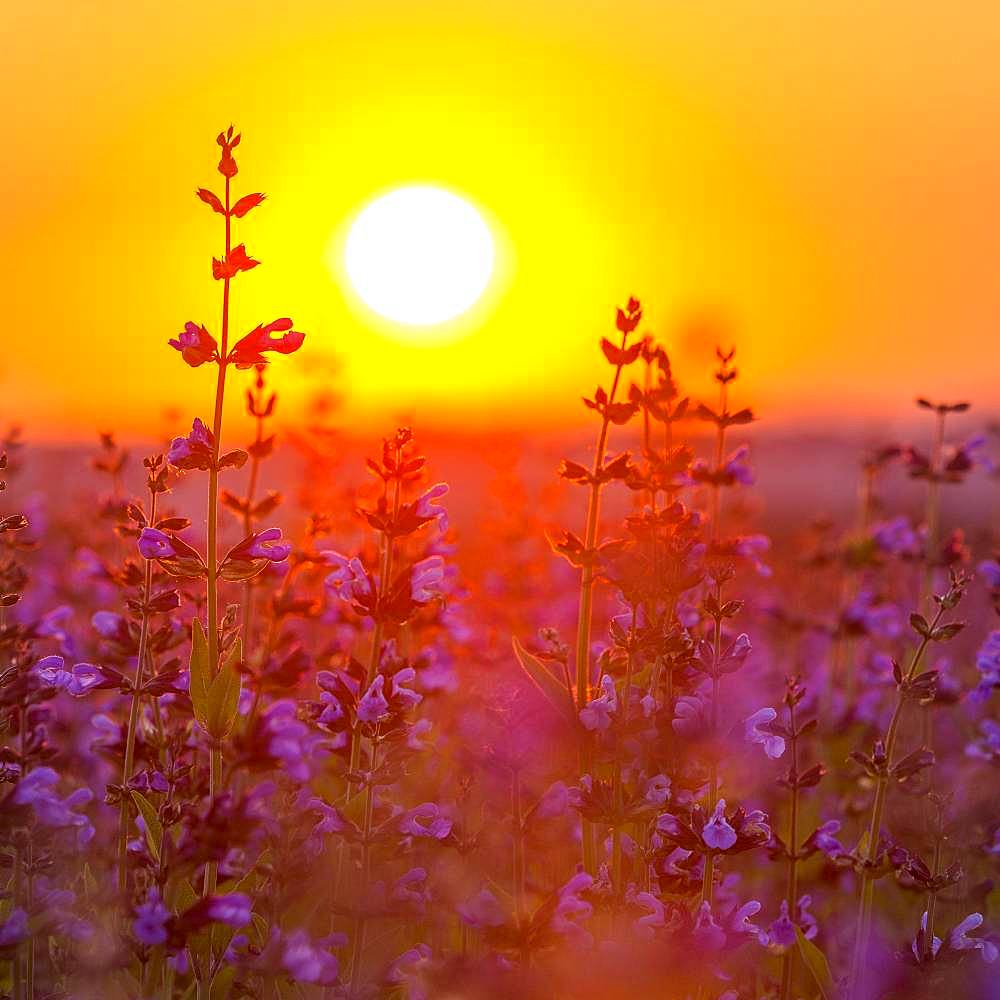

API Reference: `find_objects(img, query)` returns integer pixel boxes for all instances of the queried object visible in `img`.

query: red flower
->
[217,126,240,178]
[616,296,643,335]
[228,319,305,369]
[212,244,259,280]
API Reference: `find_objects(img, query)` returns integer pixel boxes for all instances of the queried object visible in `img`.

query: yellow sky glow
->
[3,1,999,441]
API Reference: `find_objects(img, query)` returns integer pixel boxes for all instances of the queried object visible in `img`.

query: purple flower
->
[168,417,214,470]
[644,774,671,806]
[535,781,570,819]
[672,692,710,739]
[807,819,846,859]
[0,909,28,947]
[702,799,737,850]
[205,893,253,927]
[458,888,506,929]
[391,868,430,914]
[357,675,390,724]
[844,589,902,640]
[948,912,998,962]
[220,528,292,579]
[758,896,815,953]
[386,944,432,989]
[138,528,176,560]
[281,929,340,984]
[634,892,666,938]
[872,516,922,557]
[92,610,127,640]
[169,321,218,367]
[692,901,726,951]
[33,656,103,697]
[579,675,618,731]
[410,556,445,603]
[551,872,594,949]
[262,701,325,782]
[734,533,772,576]
[966,719,1000,762]
[133,888,170,946]
[238,527,291,563]
[744,708,786,759]
[11,768,94,845]
[390,667,422,710]
[300,795,353,853]
[399,803,452,840]
[414,482,449,532]
[759,901,797,952]
[972,631,1000,702]
[978,558,1000,589]
[322,551,374,604]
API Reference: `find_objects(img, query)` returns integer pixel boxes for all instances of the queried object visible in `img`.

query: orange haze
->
[3,0,1000,441]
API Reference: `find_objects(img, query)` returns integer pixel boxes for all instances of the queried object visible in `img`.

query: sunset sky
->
[4,1,999,440]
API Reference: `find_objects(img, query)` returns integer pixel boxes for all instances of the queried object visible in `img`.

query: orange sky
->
[3,1,999,441]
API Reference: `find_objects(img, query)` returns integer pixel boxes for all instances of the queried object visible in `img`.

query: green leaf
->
[512,637,577,728]
[130,791,163,864]
[205,638,243,739]
[189,618,211,731]
[796,927,833,1000]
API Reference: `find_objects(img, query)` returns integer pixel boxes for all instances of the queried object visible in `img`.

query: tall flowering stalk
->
[116,456,172,891]
[848,572,967,997]
[553,296,642,871]
[692,347,753,904]
[136,127,303,997]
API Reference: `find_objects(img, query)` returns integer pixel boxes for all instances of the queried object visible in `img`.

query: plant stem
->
[574,336,628,873]
[780,698,800,1000]
[119,490,158,894]
[347,463,401,796]
[700,382,728,908]
[348,731,380,991]
[611,606,638,902]
[919,410,946,613]
[203,174,232,902]
[850,604,944,996]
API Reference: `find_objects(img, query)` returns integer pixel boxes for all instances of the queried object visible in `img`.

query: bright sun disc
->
[344,186,495,327]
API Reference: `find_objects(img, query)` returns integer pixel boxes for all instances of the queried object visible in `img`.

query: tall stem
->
[203,175,232,902]
[850,605,944,997]
[700,383,728,907]
[348,731,380,991]
[611,606,638,901]
[118,488,159,893]
[919,411,946,613]
[347,467,402,796]
[574,341,628,873]
[780,699,800,1000]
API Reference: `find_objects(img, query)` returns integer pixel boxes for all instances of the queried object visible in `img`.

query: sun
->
[343,186,495,328]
